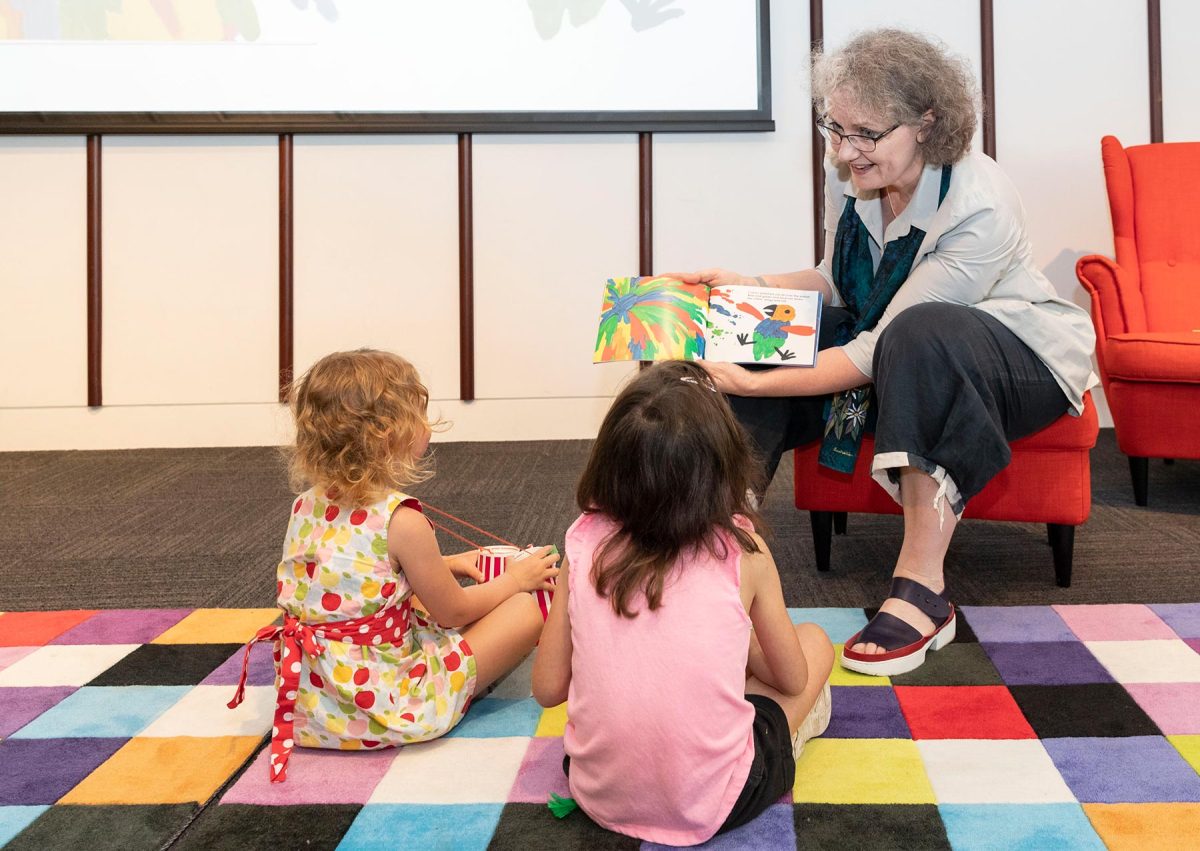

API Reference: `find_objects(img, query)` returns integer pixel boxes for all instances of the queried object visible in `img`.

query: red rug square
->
[894,686,1036,740]
[0,611,98,647]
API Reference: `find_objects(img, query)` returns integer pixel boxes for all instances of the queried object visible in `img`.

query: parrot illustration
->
[735,302,816,362]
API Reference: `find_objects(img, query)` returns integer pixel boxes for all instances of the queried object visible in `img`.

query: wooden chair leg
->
[833,512,848,535]
[1129,456,1149,506]
[810,511,833,572]
[1047,523,1074,588]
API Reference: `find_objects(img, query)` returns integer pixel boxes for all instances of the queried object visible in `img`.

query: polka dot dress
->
[276,489,477,750]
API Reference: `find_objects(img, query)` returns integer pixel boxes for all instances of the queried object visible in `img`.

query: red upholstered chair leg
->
[1129,456,1149,506]
[810,511,833,572]
[1047,524,1074,588]
[833,512,848,535]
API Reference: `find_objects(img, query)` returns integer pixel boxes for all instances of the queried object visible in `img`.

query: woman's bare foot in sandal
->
[850,569,943,655]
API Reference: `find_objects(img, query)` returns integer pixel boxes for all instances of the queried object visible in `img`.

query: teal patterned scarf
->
[818,165,952,473]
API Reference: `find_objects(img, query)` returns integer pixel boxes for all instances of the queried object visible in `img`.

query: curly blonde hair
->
[286,349,444,507]
[812,28,978,166]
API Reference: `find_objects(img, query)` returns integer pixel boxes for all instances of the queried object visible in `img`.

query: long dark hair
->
[576,361,765,617]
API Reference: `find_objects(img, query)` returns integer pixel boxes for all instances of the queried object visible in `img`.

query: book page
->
[704,286,821,366]
[594,276,709,362]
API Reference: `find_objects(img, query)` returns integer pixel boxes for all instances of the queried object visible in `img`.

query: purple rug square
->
[959,607,1076,643]
[1151,604,1200,639]
[1042,736,1200,803]
[0,647,37,671]
[983,642,1114,686]
[643,802,795,850]
[0,737,127,805]
[825,686,910,738]
[201,641,274,686]
[49,609,191,645]
[0,687,77,738]
[222,744,395,804]
[508,736,569,803]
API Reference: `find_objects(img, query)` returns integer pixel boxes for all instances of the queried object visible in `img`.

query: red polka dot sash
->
[227,601,412,783]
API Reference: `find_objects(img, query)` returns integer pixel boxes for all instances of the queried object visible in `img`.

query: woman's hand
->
[507,546,561,592]
[443,550,484,583]
[700,361,759,396]
[666,268,754,287]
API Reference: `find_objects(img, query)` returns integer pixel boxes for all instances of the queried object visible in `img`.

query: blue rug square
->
[10,686,191,738]
[939,803,1105,850]
[339,803,503,851]
[445,698,543,739]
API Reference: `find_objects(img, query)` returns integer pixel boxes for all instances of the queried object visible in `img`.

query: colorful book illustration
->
[594,276,822,367]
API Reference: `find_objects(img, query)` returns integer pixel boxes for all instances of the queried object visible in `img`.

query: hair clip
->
[680,375,718,392]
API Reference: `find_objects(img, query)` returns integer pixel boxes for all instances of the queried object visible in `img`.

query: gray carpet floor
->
[1,430,1196,611]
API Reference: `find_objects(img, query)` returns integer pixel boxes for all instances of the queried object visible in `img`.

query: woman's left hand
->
[444,550,485,583]
[700,361,759,396]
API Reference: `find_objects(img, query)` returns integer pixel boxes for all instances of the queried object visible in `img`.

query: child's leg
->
[460,592,544,692]
[744,623,834,734]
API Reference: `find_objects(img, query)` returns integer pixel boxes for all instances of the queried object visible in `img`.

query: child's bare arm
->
[388,507,557,628]
[532,557,573,707]
[743,539,809,696]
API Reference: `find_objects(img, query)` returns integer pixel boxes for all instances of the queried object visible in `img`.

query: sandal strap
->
[888,576,952,622]
[856,610,923,651]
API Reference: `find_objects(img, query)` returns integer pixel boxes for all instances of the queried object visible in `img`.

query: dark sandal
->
[841,576,956,676]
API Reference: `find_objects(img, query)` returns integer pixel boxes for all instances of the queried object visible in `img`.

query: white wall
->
[0,0,1186,451]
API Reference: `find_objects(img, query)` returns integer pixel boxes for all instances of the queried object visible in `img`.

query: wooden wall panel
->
[101,137,278,405]
[995,0,1149,304]
[0,138,87,408]
[292,136,461,400]
[472,135,639,401]
[1161,0,1200,141]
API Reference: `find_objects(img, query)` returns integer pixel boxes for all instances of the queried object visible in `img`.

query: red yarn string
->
[422,501,516,549]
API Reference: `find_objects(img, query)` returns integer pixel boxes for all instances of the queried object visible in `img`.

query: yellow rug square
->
[60,736,262,804]
[1083,803,1200,851]
[535,703,568,737]
[793,738,934,804]
[1168,735,1200,774]
[152,608,280,644]
[829,646,892,686]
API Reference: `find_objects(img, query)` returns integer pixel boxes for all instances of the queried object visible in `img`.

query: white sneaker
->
[791,681,831,760]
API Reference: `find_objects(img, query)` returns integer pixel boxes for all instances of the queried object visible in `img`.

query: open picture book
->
[593,276,823,367]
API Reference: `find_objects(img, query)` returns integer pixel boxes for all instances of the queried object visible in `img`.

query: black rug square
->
[88,644,245,686]
[1008,683,1162,739]
[889,643,1003,686]
[794,803,950,850]
[488,803,640,850]
[173,804,362,850]
[5,804,195,851]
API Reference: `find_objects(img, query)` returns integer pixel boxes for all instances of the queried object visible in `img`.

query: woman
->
[681,29,1096,676]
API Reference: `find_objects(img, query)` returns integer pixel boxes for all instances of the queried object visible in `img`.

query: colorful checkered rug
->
[1,605,1199,850]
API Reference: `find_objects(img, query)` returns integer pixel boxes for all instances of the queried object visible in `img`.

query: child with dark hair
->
[533,360,834,844]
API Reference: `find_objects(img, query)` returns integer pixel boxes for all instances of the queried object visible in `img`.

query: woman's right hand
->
[668,268,754,287]
[507,546,560,592]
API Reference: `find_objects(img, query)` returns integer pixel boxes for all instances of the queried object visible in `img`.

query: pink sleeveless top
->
[563,512,756,845]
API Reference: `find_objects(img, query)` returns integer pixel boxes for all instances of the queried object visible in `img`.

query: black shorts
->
[718,694,796,833]
[562,694,795,836]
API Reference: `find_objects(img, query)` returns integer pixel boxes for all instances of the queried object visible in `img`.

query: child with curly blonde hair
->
[229,349,558,782]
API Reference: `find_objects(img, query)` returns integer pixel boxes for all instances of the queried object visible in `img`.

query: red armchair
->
[1076,136,1200,505]
[793,393,1099,588]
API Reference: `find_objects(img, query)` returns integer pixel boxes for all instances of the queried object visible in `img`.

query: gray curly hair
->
[811,29,978,166]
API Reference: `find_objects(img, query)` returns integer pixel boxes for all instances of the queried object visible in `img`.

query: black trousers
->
[728,302,1070,506]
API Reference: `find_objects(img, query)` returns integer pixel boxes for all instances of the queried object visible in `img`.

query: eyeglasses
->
[815,121,901,153]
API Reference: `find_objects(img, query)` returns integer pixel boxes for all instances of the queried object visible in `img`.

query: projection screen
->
[0,0,772,133]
